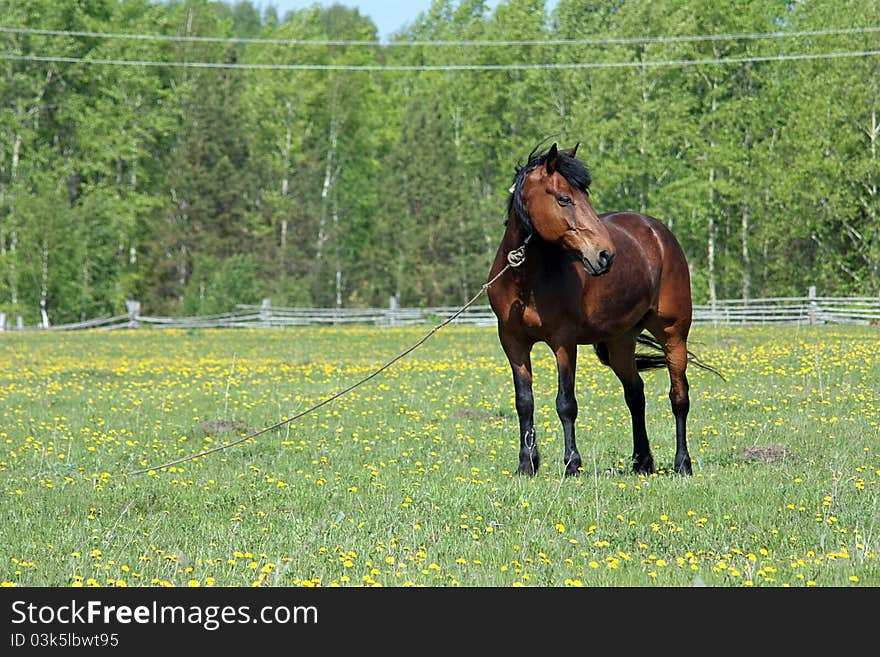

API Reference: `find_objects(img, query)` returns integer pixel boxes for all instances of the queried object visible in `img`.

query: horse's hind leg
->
[663,334,692,475]
[605,337,654,475]
[645,318,693,475]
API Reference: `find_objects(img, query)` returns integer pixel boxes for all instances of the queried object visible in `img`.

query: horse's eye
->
[557,195,573,207]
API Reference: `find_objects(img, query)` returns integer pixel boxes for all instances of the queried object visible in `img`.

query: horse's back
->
[600,211,688,269]
[600,211,682,248]
[601,211,693,328]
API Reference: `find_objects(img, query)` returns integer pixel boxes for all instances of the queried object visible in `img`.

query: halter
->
[507,232,531,268]
[506,181,533,268]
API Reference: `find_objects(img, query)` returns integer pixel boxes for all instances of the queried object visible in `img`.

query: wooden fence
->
[3,291,880,332]
[692,294,880,325]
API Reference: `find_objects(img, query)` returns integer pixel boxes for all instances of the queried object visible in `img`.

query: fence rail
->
[3,293,879,332]
[692,295,880,325]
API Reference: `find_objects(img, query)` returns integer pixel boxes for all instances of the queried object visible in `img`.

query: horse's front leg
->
[553,341,582,476]
[502,338,539,475]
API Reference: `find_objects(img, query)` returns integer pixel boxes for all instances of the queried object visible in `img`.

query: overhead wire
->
[2,23,879,71]
[2,24,880,47]
[2,49,880,71]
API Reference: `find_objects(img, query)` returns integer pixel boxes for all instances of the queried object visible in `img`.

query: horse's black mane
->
[507,142,592,235]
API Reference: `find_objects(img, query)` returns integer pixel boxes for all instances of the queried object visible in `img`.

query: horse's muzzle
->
[583,249,615,276]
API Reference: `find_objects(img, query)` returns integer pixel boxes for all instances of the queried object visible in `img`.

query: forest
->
[1,0,879,324]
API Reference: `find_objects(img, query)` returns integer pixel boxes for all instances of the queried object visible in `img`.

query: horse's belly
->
[577,284,655,338]
[576,305,652,342]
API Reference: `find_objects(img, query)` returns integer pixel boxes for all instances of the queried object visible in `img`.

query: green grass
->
[1,324,877,587]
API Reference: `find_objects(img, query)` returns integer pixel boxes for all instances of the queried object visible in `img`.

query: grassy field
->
[0,323,877,587]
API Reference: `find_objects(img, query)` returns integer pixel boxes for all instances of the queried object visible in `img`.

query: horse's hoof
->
[564,453,582,476]
[517,451,540,476]
[674,455,693,475]
[632,454,656,475]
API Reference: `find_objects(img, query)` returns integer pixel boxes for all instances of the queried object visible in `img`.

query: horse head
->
[511,142,616,276]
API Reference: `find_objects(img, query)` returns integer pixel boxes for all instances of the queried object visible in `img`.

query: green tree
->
[776,0,880,295]
[241,4,384,307]
[3,0,880,323]
[141,0,261,314]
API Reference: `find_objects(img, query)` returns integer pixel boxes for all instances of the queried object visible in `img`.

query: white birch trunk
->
[708,164,717,308]
[866,108,878,286]
[40,238,49,327]
[333,181,341,308]
[741,125,751,300]
[7,132,21,305]
[280,100,293,251]
[316,120,337,262]
[707,77,718,308]
[741,201,750,300]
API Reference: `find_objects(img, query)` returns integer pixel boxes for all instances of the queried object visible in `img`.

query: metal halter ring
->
[507,245,527,268]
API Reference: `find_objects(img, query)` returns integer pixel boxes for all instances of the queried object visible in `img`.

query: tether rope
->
[126,243,528,476]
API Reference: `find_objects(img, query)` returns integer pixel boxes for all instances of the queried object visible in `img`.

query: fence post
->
[0,312,4,331]
[808,286,817,325]
[260,298,272,326]
[126,300,141,329]
[388,295,398,326]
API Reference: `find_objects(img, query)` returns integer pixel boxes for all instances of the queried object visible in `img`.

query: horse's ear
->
[545,143,559,174]
[562,142,579,158]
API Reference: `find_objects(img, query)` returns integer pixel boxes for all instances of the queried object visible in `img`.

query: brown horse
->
[488,142,719,477]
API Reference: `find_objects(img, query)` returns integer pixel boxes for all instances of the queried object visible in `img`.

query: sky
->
[253,1,501,42]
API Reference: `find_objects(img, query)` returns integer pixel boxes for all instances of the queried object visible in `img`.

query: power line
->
[2,49,880,71]
[2,24,880,47]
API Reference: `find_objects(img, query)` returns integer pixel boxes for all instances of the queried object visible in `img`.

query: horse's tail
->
[593,333,725,380]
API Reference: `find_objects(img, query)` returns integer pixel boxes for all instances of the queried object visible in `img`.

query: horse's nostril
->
[598,250,613,267]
